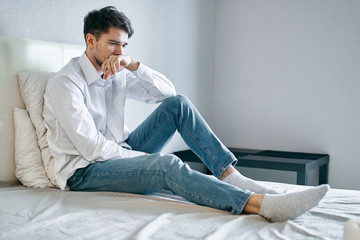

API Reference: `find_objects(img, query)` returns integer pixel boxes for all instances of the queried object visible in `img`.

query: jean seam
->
[88,169,164,179]
[134,111,177,151]
[178,114,224,177]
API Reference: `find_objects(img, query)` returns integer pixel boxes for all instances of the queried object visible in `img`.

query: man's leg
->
[127,95,235,180]
[127,95,278,194]
[67,153,330,222]
[67,153,252,214]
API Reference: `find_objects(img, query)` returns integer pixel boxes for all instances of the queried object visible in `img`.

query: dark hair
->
[83,6,134,43]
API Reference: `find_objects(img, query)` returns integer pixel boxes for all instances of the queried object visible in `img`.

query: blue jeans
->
[67,95,252,214]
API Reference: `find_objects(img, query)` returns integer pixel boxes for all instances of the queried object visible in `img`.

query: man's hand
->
[102,55,140,80]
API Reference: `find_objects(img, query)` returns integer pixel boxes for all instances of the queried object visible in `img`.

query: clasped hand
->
[102,55,140,80]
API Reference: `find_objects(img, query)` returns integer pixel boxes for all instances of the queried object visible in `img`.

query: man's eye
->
[111,43,117,46]
[122,44,127,48]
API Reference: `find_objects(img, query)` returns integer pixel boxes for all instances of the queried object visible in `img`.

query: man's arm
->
[125,62,176,103]
[100,54,176,102]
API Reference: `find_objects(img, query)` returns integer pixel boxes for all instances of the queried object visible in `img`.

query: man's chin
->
[94,56,103,69]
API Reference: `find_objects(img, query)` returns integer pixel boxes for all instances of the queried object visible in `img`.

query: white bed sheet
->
[0,181,359,240]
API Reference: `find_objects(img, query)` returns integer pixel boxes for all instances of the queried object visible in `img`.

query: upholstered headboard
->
[0,35,84,181]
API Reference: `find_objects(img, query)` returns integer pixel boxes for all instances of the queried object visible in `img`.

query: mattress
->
[1,181,359,240]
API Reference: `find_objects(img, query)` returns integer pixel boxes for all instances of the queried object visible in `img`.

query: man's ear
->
[86,34,96,49]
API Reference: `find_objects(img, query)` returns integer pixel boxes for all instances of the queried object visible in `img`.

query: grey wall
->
[212,0,360,190]
[1,0,359,190]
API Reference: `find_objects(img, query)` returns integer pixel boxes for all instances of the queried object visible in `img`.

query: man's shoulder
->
[57,56,81,76]
[53,57,86,86]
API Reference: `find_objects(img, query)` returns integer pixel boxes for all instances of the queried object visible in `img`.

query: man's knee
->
[161,153,182,165]
[156,153,185,172]
[163,94,192,110]
[166,94,190,105]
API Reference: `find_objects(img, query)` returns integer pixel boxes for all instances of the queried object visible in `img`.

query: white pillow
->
[13,107,54,188]
[17,71,58,188]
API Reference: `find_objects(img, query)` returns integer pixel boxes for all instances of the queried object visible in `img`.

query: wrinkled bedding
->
[0,181,359,240]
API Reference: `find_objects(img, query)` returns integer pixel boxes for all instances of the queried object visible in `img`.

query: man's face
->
[88,27,129,69]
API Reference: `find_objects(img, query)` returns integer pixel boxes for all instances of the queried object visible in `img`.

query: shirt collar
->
[79,52,103,85]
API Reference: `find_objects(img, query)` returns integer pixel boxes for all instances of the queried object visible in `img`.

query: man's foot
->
[259,184,330,222]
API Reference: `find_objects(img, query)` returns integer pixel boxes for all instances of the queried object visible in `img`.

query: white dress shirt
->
[43,53,176,190]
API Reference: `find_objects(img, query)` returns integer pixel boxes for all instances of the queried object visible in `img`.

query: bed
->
[0,35,359,240]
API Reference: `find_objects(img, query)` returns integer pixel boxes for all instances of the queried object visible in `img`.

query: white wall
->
[212,0,360,190]
[0,0,214,153]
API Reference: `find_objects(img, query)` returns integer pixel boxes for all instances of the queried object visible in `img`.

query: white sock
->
[223,171,281,194]
[259,184,330,222]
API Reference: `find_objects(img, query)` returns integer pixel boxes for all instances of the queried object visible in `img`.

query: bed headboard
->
[0,35,85,182]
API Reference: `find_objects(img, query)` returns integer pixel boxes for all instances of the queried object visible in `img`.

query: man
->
[43,6,329,222]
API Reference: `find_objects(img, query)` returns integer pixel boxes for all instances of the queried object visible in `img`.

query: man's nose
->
[115,45,123,55]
